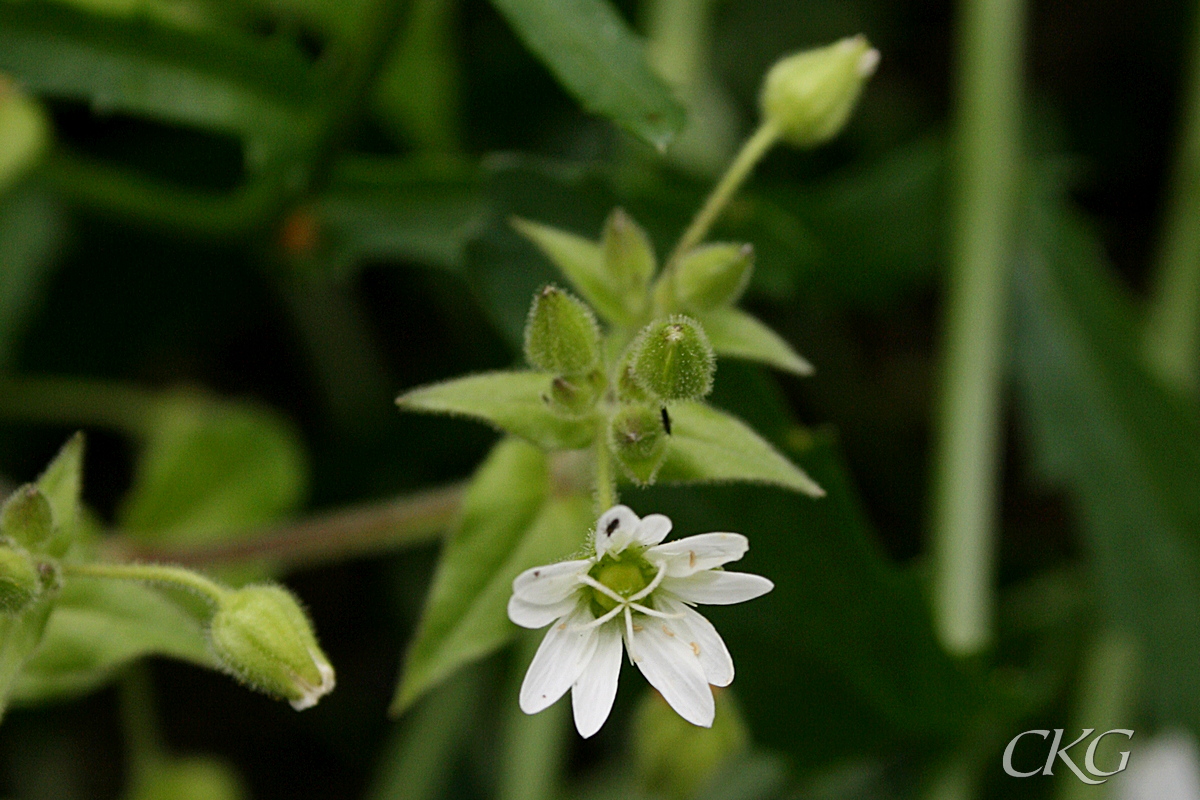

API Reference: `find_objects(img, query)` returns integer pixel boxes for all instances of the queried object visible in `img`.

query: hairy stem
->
[64,562,229,606]
[1144,2,1200,394]
[593,429,617,514]
[929,0,1025,657]
[105,483,462,570]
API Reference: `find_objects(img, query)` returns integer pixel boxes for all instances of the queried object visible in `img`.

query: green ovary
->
[591,561,649,612]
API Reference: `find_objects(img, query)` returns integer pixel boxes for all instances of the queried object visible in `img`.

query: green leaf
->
[10,577,214,705]
[1012,172,1200,734]
[397,371,596,450]
[0,599,53,722]
[511,217,631,325]
[699,307,813,376]
[36,432,85,558]
[0,2,315,162]
[656,402,824,496]
[487,0,684,150]
[119,393,308,547]
[391,439,591,712]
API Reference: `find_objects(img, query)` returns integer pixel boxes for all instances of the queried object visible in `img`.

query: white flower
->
[507,505,773,738]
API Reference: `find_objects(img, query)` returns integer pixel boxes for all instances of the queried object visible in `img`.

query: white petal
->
[647,533,749,577]
[594,505,640,557]
[629,615,714,727]
[571,621,623,738]
[519,605,600,714]
[512,559,591,604]
[662,571,774,605]
[632,514,672,547]
[508,593,580,629]
[655,595,734,687]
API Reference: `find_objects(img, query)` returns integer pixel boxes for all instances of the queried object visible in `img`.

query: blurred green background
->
[1,0,1199,798]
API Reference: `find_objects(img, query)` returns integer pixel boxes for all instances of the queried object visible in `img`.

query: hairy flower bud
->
[546,372,604,417]
[674,243,754,311]
[0,543,41,614]
[630,316,716,401]
[608,405,669,485]
[524,286,602,375]
[602,208,656,307]
[209,585,335,710]
[760,35,879,148]
[1,484,53,550]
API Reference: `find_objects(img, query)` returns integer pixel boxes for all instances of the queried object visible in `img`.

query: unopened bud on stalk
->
[630,316,716,401]
[209,585,335,710]
[547,372,604,417]
[524,286,602,375]
[1,484,53,550]
[602,208,656,306]
[608,405,669,485]
[0,543,41,613]
[760,35,879,148]
[674,243,754,311]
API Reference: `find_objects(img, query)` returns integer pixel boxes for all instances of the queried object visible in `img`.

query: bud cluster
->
[0,484,62,614]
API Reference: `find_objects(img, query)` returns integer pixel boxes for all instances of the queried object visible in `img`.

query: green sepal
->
[700,307,814,376]
[657,402,824,496]
[523,285,601,374]
[11,577,215,704]
[35,433,84,558]
[547,372,604,417]
[602,208,655,311]
[673,243,754,311]
[1,484,53,550]
[397,371,596,450]
[630,315,716,401]
[608,405,669,485]
[391,439,591,713]
[0,545,40,614]
[511,217,633,324]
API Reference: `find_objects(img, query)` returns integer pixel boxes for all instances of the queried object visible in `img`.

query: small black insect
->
[606,517,621,535]
[661,407,672,435]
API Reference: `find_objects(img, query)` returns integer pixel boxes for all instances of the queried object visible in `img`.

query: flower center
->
[590,560,650,612]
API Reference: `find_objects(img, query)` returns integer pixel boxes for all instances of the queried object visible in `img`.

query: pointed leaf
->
[699,307,813,376]
[487,0,684,150]
[119,393,308,548]
[0,599,53,723]
[511,218,631,324]
[656,402,824,496]
[392,439,592,712]
[397,371,595,450]
[11,578,214,705]
[36,433,84,558]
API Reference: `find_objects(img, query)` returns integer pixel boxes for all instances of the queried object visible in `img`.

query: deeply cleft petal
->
[571,621,624,738]
[520,605,601,714]
[654,595,734,687]
[512,559,592,604]
[662,571,774,605]
[632,513,672,547]
[629,614,715,727]
[508,593,581,629]
[647,532,750,577]
[594,505,641,557]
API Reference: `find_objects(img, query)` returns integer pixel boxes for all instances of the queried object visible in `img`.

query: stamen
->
[571,605,623,631]
[577,573,626,604]
[628,563,666,603]
[624,606,638,662]
[628,602,684,619]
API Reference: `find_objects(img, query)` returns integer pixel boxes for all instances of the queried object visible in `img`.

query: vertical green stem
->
[120,665,164,787]
[930,0,1025,658]
[594,428,617,513]
[664,121,780,269]
[1144,2,1200,395]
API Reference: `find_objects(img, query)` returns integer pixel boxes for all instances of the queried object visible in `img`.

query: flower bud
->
[1,484,53,550]
[674,243,754,311]
[523,286,602,375]
[602,208,656,305]
[546,372,604,417]
[633,688,749,799]
[607,405,668,485]
[630,316,715,401]
[760,35,879,148]
[209,585,335,710]
[0,543,41,614]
